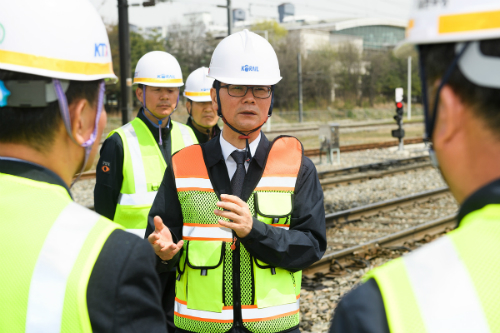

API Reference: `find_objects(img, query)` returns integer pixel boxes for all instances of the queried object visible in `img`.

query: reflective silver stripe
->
[256,177,297,189]
[26,203,100,332]
[243,298,300,321]
[126,228,146,238]
[178,123,194,147]
[119,123,149,206]
[176,178,213,190]
[404,236,490,333]
[175,300,233,322]
[183,225,233,240]
[118,191,158,205]
[174,298,300,322]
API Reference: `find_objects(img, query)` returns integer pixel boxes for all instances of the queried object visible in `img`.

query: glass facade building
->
[332,25,405,50]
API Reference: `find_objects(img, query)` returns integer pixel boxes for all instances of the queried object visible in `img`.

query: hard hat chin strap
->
[419,42,470,172]
[214,80,275,162]
[142,85,179,145]
[53,79,105,187]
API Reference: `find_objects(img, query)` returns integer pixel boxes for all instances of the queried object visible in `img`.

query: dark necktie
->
[230,150,247,198]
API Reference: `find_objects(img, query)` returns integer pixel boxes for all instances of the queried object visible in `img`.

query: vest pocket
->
[252,257,297,309]
[185,240,225,312]
[254,192,294,226]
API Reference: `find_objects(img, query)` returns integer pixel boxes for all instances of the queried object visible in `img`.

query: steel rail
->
[303,214,457,277]
[321,162,433,188]
[325,187,450,227]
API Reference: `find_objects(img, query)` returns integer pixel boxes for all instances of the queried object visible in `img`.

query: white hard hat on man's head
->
[396,0,500,53]
[183,67,214,102]
[133,51,184,87]
[0,0,116,82]
[208,29,282,86]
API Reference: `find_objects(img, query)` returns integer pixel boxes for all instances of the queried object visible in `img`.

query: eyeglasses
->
[220,85,272,99]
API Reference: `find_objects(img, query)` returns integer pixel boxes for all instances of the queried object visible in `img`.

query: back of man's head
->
[0,70,100,153]
[421,38,500,139]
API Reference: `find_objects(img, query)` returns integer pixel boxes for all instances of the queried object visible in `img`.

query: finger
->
[216,201,243,215]
[153,216,165,232]
[214,209,240,222]
[218,219,238,230]
[147,233,159,245]
[220,194,245,205]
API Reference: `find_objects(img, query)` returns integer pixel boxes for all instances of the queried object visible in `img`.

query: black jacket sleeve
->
[94,133,124,220]
[146,164,184,273]
[329,279,390,333]
[87,229,167,333]
[240,156,327,271]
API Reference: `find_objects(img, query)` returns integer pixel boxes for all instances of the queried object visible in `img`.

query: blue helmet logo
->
[241,65,259,72]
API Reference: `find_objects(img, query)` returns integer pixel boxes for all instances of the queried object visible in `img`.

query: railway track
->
[303,187,456,277]
[77,138,426,181]
[263,120,423,135]
[320,156,431,188]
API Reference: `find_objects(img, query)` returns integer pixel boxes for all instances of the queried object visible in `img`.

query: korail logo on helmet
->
[241,65,259,72]
[157,74,175,79]
[94,43,108,57]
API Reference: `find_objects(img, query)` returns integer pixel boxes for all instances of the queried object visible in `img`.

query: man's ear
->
[68,98,94,145]
[135,86,143,102]
[186,100,192,114]
[433,85,464,146]
[210,87,218,112]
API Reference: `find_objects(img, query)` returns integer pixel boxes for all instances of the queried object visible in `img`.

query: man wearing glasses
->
[146,29,326,333]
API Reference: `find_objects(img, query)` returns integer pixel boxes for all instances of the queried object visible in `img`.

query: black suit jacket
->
[147,132,327,333]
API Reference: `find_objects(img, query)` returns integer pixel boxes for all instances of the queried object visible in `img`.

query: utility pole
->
[217,0,232,36]
[297,52,303,123]
[118,0,132,125]
[408,56,412,120]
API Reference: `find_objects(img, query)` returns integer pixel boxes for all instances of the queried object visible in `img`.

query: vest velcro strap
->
[118,191,157,205]
[255,176,297,191]
[182,223,233,242]
[175,298,233,323]
[176,178,214,192]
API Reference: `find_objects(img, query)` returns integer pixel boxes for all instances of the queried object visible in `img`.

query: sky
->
[89,0,412,28]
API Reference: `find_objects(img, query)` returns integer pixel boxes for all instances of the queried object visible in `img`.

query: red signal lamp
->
[396,102,403,108]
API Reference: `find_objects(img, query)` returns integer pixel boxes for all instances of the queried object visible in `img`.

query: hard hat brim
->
[206,75,282,86]
[183,92,212,102]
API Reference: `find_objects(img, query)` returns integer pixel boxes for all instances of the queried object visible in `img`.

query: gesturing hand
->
[147,216,184,261]
[214,194,253,238]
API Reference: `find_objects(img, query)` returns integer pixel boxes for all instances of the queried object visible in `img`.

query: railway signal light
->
[392,88,405,150]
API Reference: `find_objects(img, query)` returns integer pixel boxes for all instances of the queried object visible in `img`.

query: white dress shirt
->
[220,132,261,180]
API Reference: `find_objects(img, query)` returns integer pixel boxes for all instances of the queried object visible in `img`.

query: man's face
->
[211,83,271,132]
[188,100,218,129]
[136,86,179,118]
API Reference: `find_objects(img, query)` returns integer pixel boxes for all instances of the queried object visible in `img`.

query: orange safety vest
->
[172,136,303,333]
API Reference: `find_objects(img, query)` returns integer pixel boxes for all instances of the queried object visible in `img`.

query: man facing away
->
[0,0,166,332]
[94,51,197,237]
[146,29,327,333]
[184,67,221,143]
[330,1,500,332]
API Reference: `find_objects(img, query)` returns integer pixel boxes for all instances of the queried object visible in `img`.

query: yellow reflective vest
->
[365,204,500,333]
[171,137,303,333]
[109,117,197,237]
[0,172,121,333]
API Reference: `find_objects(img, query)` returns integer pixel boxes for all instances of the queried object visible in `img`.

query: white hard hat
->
[0,0,116,82]
[208,29,282,86]
[183,67,214,102]
[397,0,500,52]
[133,51,183,87]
